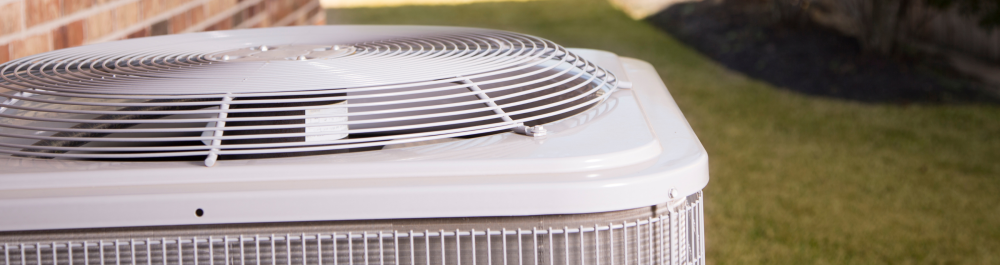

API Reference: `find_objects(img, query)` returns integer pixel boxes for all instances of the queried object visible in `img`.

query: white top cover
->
[0,26,620,166]
[0,29,708,232]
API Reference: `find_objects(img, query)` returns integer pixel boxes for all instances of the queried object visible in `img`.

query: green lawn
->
[326,1,1000,264]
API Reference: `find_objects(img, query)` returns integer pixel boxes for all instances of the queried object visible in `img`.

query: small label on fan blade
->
[305,102,348,142]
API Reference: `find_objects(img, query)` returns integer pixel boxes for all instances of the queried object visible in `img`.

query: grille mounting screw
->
[513,123,547,137]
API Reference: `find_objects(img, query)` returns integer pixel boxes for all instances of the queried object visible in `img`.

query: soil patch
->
[646,1,999,104]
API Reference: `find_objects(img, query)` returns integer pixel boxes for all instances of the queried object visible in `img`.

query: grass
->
[326,1,1000,263]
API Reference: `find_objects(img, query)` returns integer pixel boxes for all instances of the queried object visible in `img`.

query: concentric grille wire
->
[0,193,703,265]
[0,26,619,165]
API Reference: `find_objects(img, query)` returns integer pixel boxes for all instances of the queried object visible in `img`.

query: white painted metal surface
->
[0,26,707,234]
[0,192,704,265]
[0,26,618,166]
[0,54,706,232]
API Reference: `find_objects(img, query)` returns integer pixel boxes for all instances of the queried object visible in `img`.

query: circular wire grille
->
[0,26,619,164]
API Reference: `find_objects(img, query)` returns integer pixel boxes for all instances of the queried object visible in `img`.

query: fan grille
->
[0,27,619,164]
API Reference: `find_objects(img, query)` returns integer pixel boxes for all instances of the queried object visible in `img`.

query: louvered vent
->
[0,193,703,265]
[0,27,618,166]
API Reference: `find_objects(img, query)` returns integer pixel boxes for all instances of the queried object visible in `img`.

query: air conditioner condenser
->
[0,25,709,265]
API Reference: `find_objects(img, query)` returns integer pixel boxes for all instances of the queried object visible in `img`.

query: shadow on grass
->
[645,1,1000,104]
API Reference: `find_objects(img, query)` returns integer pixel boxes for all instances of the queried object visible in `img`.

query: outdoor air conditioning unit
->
[0,26,708,265]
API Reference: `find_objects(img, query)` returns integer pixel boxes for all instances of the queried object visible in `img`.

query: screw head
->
[668,188,679,199]
[529,125,547,137]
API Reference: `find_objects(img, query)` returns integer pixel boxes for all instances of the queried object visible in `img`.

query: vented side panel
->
[0,193,703,265]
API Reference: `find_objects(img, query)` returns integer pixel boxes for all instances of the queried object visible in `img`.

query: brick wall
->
[0,0,326,63]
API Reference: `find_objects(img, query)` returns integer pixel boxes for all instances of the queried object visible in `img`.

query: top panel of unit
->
[0,26,624,165]
[0,39,655,182]
[0,53,709,231]
[1,26,615,95]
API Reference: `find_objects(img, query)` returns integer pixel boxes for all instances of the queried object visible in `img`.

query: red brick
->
[11,33,52,59]
[141,0,165,20]
[206,0,236,16]
[206,17,232,31]
[306,4,320,21]
[85,10,115,40]
[169,11,190,33]
[218,17,233,30]
[115,2,141,29]
[164,0,187,10]
[261,1,271,14]
[0,44,9,64]
[63,0,93,16]
[255,19,269,28]
[52,26,67,50]
[26,0,60,28]
[247,2,263,17]
[127,28,149,39]
[192,5,206,25]
[272,9,289,23]
[0,1,24,35]
[205,0,219,16]
[271,1,291,21]
[52,20,86,49]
